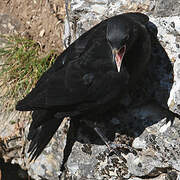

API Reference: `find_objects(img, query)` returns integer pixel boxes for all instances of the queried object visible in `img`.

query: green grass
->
[0,35,57,111]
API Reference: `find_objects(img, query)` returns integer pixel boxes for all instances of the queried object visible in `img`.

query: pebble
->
[39,29,45,37]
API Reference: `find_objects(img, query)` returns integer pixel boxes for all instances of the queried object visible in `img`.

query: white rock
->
[159,120,171,133]
[39,29,45,37]
[132,137,147,150]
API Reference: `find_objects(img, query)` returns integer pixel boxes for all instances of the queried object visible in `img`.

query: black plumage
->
[16,12,151,160]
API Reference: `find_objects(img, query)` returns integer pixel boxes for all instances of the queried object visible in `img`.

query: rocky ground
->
[1,0,180,180]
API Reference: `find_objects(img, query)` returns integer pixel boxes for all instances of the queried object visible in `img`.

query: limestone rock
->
[0,14,20,35]
[154,0,180,17]
[129,117,180,177]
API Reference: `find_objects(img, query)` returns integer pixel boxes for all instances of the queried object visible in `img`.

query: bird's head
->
[106,17,134,72]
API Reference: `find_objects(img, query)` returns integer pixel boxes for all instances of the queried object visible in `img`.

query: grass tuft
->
[0,35,57,111]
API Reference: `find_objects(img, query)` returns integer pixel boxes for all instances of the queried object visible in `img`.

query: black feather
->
[28,114,63,160]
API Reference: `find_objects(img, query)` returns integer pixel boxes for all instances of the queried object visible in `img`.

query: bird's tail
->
[27,110,63,161]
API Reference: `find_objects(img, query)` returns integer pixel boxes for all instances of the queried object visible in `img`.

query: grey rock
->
[0,14,20,35]
[63,143,130,179]
[132,137,147,150]
[154,0,180,17]
[130,172,179,180]
[129,117,180,177]
[127,153,163,177]
[64,142,107,179]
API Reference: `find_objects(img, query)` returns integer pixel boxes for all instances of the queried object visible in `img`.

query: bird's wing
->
[45,61,89,107]
[16,61,87,110]
[16,56,128,111]
[124,12,158,38]
[122,12,149,25]
[46,67,129,114]
[27,109,63,160]
[35,20,107,88]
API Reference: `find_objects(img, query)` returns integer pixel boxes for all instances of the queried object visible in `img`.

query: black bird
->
[16,12,151,161]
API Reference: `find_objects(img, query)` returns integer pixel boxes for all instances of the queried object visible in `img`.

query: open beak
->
[112,45,126,72]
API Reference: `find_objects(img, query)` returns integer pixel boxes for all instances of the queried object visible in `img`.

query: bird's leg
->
[94,126,121,157]
[82,120,136,157]
[94,126,136,157]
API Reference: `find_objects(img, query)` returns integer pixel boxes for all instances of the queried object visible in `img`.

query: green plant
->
[0,35,57,111]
